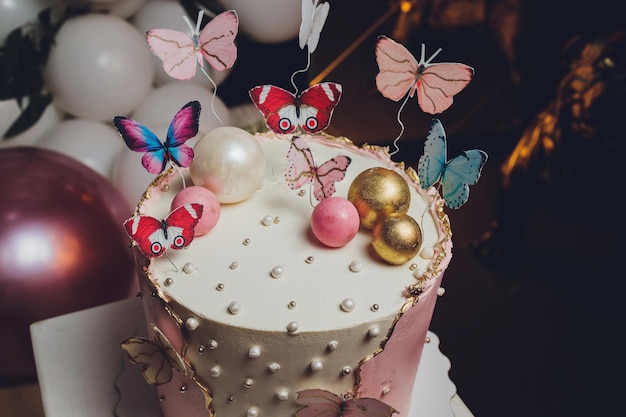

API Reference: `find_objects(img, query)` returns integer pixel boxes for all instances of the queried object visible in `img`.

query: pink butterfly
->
[285,136,351,201]
[146,10,238,80]
[123,203,204,258]
[249,82,342,135]
[296,389,398,417]
[299,0,330,53]
[375,35,474,114]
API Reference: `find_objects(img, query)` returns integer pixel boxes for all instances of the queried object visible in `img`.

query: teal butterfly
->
[418,119,487,209]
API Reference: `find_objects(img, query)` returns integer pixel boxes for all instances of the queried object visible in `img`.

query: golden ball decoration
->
[371,213,423,265]
[347,167,411,229]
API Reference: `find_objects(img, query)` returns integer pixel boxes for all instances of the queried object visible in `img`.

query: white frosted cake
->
[122,128,452,417]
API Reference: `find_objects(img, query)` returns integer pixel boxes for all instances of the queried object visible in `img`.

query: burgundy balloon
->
[0,147,137,382]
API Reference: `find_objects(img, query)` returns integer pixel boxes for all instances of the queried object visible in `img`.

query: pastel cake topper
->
[417,119,487,209]
[375,35,473,155]
[285,135,351,202]
[146,9,238,81]
[121,323,191,386]
[123,203,204,259]
[114,100,201,176]
[295,389,397,417]
[249,82,342,135]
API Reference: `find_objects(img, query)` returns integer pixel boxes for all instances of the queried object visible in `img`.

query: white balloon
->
[0,0,48,45]
[132,0,232,87]
[0,99,64,148]
[218,0,301,43]
[44,13,154,121]
[37,119,125,178]
[131,82,231,134]
[87,0,147,18]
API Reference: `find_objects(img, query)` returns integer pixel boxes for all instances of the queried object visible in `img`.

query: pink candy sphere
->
[310,197,360,248]
[172,186,221,236]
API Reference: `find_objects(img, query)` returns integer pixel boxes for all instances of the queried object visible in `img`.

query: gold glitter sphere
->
[348,167,411,229]
[371,213,422,265]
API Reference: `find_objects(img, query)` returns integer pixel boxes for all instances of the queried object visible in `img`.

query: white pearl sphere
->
[190,127,265,204]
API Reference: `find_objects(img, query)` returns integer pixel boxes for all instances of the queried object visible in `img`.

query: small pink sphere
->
[171,186,220,236]
[311,197,360,248]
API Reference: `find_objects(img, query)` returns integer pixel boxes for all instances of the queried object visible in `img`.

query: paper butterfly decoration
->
[285,136,351,201]
[121,323,190,386]
[375,35,474,114]
[123,203,204,258]
[249,82,342,135]
[418,119,487,209]
[146,10,238,80]
[114,101,201,175]
[299,0,330,53]
[296,389,398,417]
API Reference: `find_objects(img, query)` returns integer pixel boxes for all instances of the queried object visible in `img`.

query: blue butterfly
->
[114,101,201,175]
[418,119,487,209]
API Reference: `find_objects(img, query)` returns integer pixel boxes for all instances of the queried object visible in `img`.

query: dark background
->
[216,1,625,416]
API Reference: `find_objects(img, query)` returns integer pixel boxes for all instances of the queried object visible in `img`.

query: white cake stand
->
[30,298,473,417]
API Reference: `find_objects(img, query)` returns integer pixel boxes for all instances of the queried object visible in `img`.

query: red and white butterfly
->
[123,203,203,258]
[296,389,398,417]
[375,35,473,114]
[299,0,330,53]
[285,136,351,201]
[121,324,190,386]
[249,82,342,135]
[146,10,238,80]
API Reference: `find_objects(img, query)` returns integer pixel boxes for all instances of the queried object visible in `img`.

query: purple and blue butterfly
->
[114,101,201,174]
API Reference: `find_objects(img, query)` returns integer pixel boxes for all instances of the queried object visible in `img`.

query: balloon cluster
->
[0,0,302,382]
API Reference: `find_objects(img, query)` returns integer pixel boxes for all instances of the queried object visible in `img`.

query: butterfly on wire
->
[418,119,487,209]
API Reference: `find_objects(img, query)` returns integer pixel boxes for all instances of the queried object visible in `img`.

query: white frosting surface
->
[139,133,441,333]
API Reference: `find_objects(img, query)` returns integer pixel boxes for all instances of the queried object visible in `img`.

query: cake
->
[117,2,485,417]
[123,128,452,417]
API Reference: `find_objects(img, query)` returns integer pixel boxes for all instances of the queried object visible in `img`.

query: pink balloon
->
[44,13,154,121]
[0,147,137,381]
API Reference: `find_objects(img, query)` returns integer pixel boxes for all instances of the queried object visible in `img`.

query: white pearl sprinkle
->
[341,366,352,375]
[248,346,261,358]
[276,389,290,401]
[340,298,355,312]
[349,260,363,272]
[261,215,274,225]
[229,261,238,270]
[286,321,299,333]
[243,378,254,388]
[182,262,196,274]
[327,340,339,351]
[270,265,285,278]
[382,386,391,395]
[228,301,241,315]
[274,216,281,224]
[437,287,446,296]
[310,359,323,372]
[420,246,434,259]
[268,362,280,372]
[246,407,259,417]
[185,317,199,330]
[164,277,173,286]
[208,340,218,349]
[210,365,221,377]
[368,326,380,338]
[413,268,426,279]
